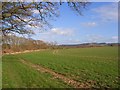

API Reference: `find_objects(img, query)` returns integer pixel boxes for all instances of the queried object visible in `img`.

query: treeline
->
[2,35,57,53]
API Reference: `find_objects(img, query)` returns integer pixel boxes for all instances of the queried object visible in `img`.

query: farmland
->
[2,46,119,88]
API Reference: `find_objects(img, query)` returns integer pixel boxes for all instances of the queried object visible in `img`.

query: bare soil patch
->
[3,49,45,55]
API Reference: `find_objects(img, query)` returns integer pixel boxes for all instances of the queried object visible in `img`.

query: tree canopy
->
[1,1,89,36]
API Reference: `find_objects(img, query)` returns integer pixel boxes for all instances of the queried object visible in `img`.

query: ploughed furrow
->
[20,59,92,88]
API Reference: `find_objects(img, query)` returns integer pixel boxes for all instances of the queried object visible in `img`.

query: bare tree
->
[2,34,50,53]
[1,1,89,36]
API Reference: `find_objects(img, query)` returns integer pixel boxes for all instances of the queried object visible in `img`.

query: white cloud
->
[86,34,104,42]
[32,9,45,14]
[51,28,74,36]
[32,27,75,44]
[59,38,81,45]
[68,38,81,43]
[112,36,118,39]
[86,35,118,43]
[23,18,31,22]
[111,36,118,43]
[81,22,97,27]
[32,10,39,14]
[92,3,118,22]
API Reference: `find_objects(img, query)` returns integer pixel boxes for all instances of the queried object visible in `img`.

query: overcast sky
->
[30,2,118,45]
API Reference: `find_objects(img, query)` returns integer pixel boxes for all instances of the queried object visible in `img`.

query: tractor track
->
[20,59,93,88]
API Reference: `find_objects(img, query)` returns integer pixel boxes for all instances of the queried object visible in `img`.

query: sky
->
[30,2,118,45]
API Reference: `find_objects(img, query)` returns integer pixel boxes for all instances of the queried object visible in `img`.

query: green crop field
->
[2,46,119,88]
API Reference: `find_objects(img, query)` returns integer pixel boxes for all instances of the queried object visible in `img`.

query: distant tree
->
[2,34,50,53]
[1,1,89,36]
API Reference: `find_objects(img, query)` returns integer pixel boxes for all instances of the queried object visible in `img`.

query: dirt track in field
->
[52,50,59,54]
[20,59,93,88]
[3,49,46,55]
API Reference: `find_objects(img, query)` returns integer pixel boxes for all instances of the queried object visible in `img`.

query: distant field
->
[2,46,119,88]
